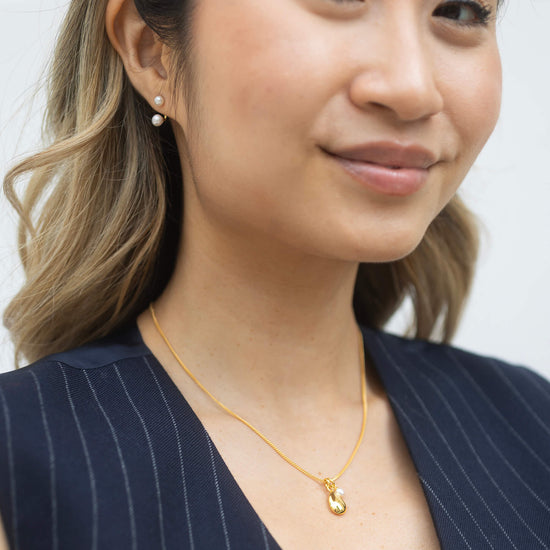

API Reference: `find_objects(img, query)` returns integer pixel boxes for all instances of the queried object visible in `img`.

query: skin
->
[0,516,7,550]
[104,0,502,548]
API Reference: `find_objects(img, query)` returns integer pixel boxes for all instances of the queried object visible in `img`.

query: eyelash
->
[328,0,494,28]
[433,1,493,27]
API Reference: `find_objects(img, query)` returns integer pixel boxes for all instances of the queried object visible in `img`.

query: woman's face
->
[171,0,502,262]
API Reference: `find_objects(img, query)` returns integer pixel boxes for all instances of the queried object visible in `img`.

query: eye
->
[433,1,493,27]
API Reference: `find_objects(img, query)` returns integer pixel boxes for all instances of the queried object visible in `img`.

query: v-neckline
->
[130,322,444,549]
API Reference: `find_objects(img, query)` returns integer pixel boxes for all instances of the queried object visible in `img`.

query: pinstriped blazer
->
[0,323,549,550]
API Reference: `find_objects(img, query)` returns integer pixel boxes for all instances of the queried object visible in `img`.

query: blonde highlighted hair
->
[4,0,479,365]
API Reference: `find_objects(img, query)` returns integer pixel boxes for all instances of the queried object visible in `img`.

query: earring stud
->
[152,95,167,126]
[152,113,167,127]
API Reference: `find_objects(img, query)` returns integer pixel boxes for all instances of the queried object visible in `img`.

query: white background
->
[0,1,549,376]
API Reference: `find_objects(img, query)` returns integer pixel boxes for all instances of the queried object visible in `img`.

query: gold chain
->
[149,303,368,514]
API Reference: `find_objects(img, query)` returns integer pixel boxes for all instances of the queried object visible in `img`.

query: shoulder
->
[0,323,153,416]
[364,326,550,392]
[0,323,165,503]
[361,326,550,431]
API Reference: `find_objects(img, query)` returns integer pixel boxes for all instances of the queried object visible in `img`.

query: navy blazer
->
[0,324,549,549]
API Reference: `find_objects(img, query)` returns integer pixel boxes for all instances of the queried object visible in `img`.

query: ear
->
[105,0,172,115]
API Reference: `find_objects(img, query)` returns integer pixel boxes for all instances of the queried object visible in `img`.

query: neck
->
[139,218,378,416]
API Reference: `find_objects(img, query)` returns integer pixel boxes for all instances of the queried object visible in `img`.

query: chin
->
[357,239,424,264]
[306,231,425,265]
[328,218,431,264]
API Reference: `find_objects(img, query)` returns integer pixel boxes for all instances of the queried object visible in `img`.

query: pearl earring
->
[152,95,167,127]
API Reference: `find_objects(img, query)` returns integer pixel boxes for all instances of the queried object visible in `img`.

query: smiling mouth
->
[322,143,438,169]
[322,149,431,197]
[325,150,421,170]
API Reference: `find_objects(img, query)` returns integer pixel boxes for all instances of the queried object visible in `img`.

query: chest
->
[234,468,442,550]
[201,395,441,550]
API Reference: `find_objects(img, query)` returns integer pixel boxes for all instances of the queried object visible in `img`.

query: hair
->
[3,0,481,366]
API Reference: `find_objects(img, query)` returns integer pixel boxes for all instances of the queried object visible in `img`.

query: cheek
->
[442,46,502,166]
[424,45,502,222]
[189,1,334,159]
[181,2,340,220]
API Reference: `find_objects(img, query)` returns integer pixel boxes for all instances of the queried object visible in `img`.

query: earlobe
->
[105,0,169,107]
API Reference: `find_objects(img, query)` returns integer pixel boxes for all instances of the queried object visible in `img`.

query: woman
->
[0,0,549,548]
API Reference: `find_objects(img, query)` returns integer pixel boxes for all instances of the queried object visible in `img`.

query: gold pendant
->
[324,478,347,515]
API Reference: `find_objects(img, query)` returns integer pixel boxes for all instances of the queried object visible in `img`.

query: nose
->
[348,21,444,122]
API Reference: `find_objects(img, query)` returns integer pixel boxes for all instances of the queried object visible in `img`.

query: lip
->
[322,141,437,196]
[326,141,438,169]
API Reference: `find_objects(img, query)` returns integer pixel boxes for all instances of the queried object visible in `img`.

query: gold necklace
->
[149,303,368,516]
